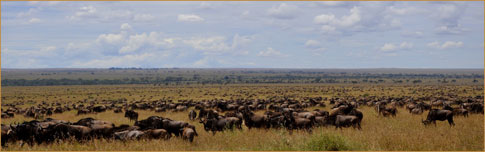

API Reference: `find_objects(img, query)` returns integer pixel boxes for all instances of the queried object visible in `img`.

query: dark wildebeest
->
[188,110,197,121]
[335,115,361,129]
[125,110,139,122]
[1,124,15,147]
[422,109,455,126]
[161,119,189,137]
[284,113,313,133]
[201,116,241,134]
[242,110,267,129]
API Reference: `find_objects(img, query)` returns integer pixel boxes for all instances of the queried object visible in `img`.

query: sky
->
[1,1,484,69]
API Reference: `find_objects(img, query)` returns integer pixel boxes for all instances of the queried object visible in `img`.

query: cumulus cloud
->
[387,6,421,15]
[313,6,361,33]
[267,3,299,19]
[380,42,413,52]
[258,47,287,57]
[427,41,463,49]
[119,32,175,54]
[178,14,204,22]
[120,23,132,31]
[313,4,403,35]
[305,40,321,48]
[314,7,361,27]
[433,3,468,35]
[96,33,125,45]
[68,6,97,20]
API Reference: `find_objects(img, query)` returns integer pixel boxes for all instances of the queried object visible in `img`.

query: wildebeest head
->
[422,119,431,126]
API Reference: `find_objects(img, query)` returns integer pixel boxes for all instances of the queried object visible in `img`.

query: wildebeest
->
[242,110,267,129]
[200,117,239,135]
[335,115,361,129]
[188,110,197,121]
[143,129,171,140]
[161,119,189,137]
[181,127,196,142]
[114,130,145,140]
[1,124,15,147]
[125,110,139,122]
[422,109,455,126]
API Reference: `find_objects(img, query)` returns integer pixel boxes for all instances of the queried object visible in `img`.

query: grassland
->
[1,83,483,151]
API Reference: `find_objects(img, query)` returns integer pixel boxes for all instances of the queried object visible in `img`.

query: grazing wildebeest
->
[114,108,123,113]
[242,110,267,129]
[143,129,171,140]
[125,110,139,122]
[77,109,90,115]
[188,110,197,121]
[134,116,165,130]
[422,109,455,126]
[335,115,361,129]
[161,119,189,137]
[200,117,238,135]
[181,127,196,142]
[1,124,15,147]
[411,108,423,115]
[114,130,145,140]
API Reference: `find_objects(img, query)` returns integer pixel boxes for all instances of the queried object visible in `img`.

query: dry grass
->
[1,84,483,151]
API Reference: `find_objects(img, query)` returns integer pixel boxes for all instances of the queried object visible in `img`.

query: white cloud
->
[68,6,97,20]
[199,2,214,9]
[120,23,132,31]
[380,43,397,52]
[380,42,413,52]
[267,3,298,19]
[119,32,175,54]
[96,33,125,45]
[258,47,287,57]
[427,41,463,49]
[305,40,321,48]
[177,14,204,22]
[231,34,253,50]
[314,6,361,28]
[28,18,41,24]
[387,6,420,15]
[432,4,467,35]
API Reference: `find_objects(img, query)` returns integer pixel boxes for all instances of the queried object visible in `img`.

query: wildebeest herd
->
[2,94,483,148]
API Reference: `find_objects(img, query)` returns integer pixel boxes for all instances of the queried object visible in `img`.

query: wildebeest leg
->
[448,118,455,126]
[433,121,437,127]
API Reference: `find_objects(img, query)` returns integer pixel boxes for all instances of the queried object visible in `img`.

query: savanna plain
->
[1,68,483,151]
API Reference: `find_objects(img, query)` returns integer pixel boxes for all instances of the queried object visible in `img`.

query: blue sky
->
[1,1,484,68]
